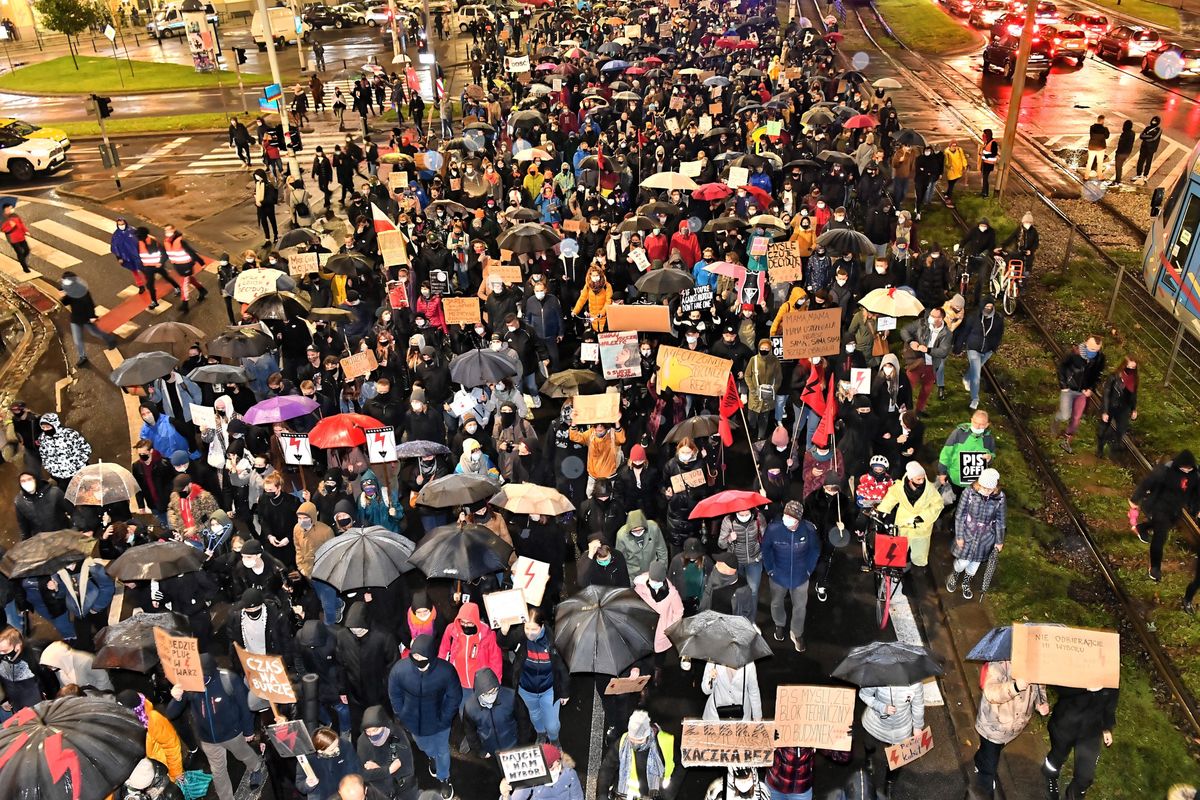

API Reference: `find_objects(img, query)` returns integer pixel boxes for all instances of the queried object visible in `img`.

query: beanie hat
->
[239,539,264,555]
[978,468,999,490]
[783,500,804,519]
[648,561,667,582]
[170,450,190,467]
[629,444,648,464]
[905,461,927,480]
[541,743,562,766]
[770,426,789,448]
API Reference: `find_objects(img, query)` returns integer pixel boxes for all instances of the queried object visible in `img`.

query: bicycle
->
[988,249,1023,316]
[861,510,912,629]
[952,246,974,298]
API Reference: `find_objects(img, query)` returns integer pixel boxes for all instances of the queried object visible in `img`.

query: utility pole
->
[292,0,306,72]
[90,95,121,190]
[387,0,401,60]
[995,1,1036,201]
[256,0,300,179]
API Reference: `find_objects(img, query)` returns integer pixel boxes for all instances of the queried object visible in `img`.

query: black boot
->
[1066,782,1086,800]
[1043,762,1061,800]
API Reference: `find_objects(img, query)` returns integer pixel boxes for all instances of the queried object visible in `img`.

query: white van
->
[453,4,493,32]
[251,5,312,50]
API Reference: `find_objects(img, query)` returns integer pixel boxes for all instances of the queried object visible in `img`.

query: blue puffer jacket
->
[387,636,462,736]
[166,663,254,744]
[761,518,821,589]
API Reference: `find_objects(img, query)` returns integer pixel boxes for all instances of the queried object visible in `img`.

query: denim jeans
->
[411,728,452,781]
[769,788,813,800]
[311,578,343,624]
[70,321,116,361]
[739,559,763,613]
[966,349,993,405]
[518,686,561,742]
[1056,388,1088,435]
[792,405,821,452]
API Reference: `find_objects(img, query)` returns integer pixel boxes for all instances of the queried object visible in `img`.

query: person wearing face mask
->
[387,633,463,796]
[523,280,564,371]
[439,600,503,718]
[718,503,767,610]
[34,412,92,484]
[661,437,711,549]
[333,604,398,739]
[875,461,945,568]
[946,468,1006,600]
[572,266,613,332]
[356,705,417,799]
[226,587,294,669]
[297,726,361,799]
[769,287,809,337]
[294,501,337,622]
[761,500,820,652]
[596,709,678,800]
[500,743,582,800]
[616,509,669,579]
[167,473,218,540]
[356,473,402,533]
[568,421,627,498]
[956,218,996,306]
[229,538,288,599]
[631,561,683,686]
[937,409,997,494]
[14,469,72,540]
[870,354,911,423]
[401,385,449,447]
[494,401,540,482]
[899,307,951,414]
[456,437,501,481]
[914,144,943,220]
[254,473,301,567]
[955,296,1004,410]
[1051,334,1107,454]
[462,666,534,768]
[578,537,631,589]
[311,468,354,526]
[1095,356,1138,460]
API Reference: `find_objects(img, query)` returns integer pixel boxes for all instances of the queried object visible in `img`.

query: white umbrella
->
[641,172,699,191]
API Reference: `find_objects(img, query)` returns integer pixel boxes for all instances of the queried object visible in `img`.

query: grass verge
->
[57,113,234,137]
[1079,0,1180,30]
[872,0,982,56]
[0,56,269,94]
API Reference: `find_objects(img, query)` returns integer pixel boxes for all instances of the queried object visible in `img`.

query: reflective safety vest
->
[163,235,192,265]
[619,730,676,799]
[138,239,162,269]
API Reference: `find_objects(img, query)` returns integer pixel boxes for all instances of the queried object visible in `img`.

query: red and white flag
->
[371,203,397,234]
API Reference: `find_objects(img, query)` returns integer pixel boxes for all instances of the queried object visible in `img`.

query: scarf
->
[617,733,666,796]
[179,491,195,529]
[132,694,150,728]
[1120,368,1137,393]
[408,608,437,640]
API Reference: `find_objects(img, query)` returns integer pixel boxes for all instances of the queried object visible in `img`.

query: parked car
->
[943,0,975,17]
[364,2,390,25]
[145,1,219,38]
[1142,41,1200,79]
[1043,23,1088,65]
[454,3,495,31]
[1096,25,1161,62]
[331,3,367,23]
[970,0,1009,28]
[1062,11,1109,45]
[302,4,351,28]
[983,31,1052,80]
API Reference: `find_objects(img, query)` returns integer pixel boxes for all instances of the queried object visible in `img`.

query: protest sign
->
[774,685,855,750]
[665,117,680,135]
[235,643,296,704]
[680,285,714,313]
[511,556,550,606]
[726,166,749,188]
[708,101,723,116]
[365,427,397,463]
[234,269,278,301]
[876,315,897,332]
[266,720,315,758]
[599,331,642,380]
[669,467,708,494]
[698,114,713,133]
[573,392,621,425]
[669,95,685,111]
[765,120,783,137]
[680,720,775,767]
[388,280,409,310]
[288,252,320,278]
[429,269,450,295]
[767,241,803,284]
[770,336,785,360]
[487,264,524,285]
[580,342,600,363]
[562,219,586,233]
[443,296,482,326]
[606,304,672,333]
[506,55,531,73]
[605,675,651,695]
[749,236,769,257]
[850,368,871,395]
[378,230,409,266]
[498,746,551,790]
[388,170,409,192]
[483,589,529,629]
[153,628,204,692]
[189,403,216,430]
[279,433,313,466]
[629,248,652,272]
[885,727,934,769]
[679,159,701,177]
[624,23,641,38]
[656,346,734,396]
[1010,624,1120,689]
[780,308,842,360]
[340,350,378,380]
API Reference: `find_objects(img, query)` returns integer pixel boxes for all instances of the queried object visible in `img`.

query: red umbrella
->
[625,65,647,74]
[714,36,741,49]
[309,413,385,448]
[743,184,773,210]
[824,32,845,43]
[735,40,759,50]
[689,490,770,519]
[694,182,733,201]
[844,114,878,129]
[642,56,664,65]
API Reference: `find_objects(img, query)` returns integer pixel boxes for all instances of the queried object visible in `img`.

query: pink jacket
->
[438,602,502,688]
[633,575,684,653]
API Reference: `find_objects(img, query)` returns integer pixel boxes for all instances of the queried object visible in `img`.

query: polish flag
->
[371,203,397,234]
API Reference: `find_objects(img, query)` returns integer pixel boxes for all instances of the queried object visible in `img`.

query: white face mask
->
[845,343,855,353]
[836,277,847,286]
[678,450,696,464]
[971,426,987,435]
[535,291,546,300]
[19,480,35,493]
[781,514,799,528]
[736,511,752,522]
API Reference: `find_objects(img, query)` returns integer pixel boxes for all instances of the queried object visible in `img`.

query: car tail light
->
[1054,36,1061,43]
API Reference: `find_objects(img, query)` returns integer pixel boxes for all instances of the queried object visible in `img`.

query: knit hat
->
[420,346,436,358]
[627,709,652,740]
[629,444,648,464]
[823,471,843,488]
[411,387,427,405]
[716,552,737,568]
[541,743,562,766]
[770,426,789,448]
[172,474,192,493]
[978,468,999,489]
[648,561,667,582]
[783,500,804,519]
[170,450,190,467]
[905,461,927,480]
[948,293,965,311]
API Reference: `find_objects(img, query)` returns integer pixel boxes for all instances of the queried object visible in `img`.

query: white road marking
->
[32,219,112,255]
[585,683,605,800]
[66,208,122,233]
[890,590,945,706]
[0,252,40,281]
[25,237,80,269]
[123,135,192,174]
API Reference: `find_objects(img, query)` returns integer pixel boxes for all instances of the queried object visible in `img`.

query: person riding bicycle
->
[955,219,997,307]
[873,461,944,568]
[1001,212,1039,284]
[856,455,894,509]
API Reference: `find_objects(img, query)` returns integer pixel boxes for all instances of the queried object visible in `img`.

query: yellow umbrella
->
[490,483,575,515]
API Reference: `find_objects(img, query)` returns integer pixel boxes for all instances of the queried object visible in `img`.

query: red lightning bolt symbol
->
[289,437,300,450]
[44,732,82,800]
[276,724,299,751]
[522,559,538,587]
[373,431,387,447]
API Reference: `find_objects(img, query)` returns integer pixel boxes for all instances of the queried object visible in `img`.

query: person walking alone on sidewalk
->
[59,272,117,367]
[1,202,31,273]
[1134,115,1161,184]
[1130,449,1199,584]
[230,116,253,167]
[252,169,279,245]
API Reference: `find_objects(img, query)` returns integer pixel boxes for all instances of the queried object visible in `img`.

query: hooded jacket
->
[438,601,502,689]
[632,574,684,653]
[166,655,255,743]
[35,413,91,480]
[296,732,361,799]
[615,510,669,578]
[572,266,613,331]
[294,500,335,577]
[39,641,113,692]
[14,478,71,540]
[335,604,398,708]
[462,667,533,756]
[669,222,701,269]
[356,706,416,796]
[127,694,185,780]
[387,633,463,735]
[1131,451,1200,522]
[138,405,193,460]
[770,287,809,336]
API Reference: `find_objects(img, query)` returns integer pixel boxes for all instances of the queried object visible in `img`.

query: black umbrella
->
[818,150,857,166]
[497,223,562,254]
[312,525,416,591]
[109,351,179,387]
[0,696,146,800]
[555,585,657,675]
[894,129,926,148]
[208,326,274,359]
[665,610,773,668]
[0,529,96,578]
[636,268,695,295]
[449,349,518,387]
[615,215,657,233]
[540,368,606,398]
[277,227,321,249]
[187,364,251,384]
[93,612,189,672]
[408,523,512,580]
[395,440,453,458]
[246,290,312,321]
[637,200,680,218]
[784,158,823,170]
[507,207,541,222]
[325,252,373,276]
[831,641,944,687]
[416,474,501,508]
[816,228,876,255]
[704,216,749,233]
[106,541,205,581]
[308,306,353,322]
[665,413,721,443]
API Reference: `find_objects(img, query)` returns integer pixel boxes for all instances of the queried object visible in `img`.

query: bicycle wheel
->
[1003,281,1019,315]
[876,574,891,628]
[989,269,1003,300]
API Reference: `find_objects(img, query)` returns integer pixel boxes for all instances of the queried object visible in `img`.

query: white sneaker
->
[969,399,979,410]
[962,377,970,392]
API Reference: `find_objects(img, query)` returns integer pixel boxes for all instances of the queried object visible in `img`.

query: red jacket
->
[644,232,669,263]
[1,215,27,244]
[416,294,448,333]
[669,223,701,269]
[438,601,502,689]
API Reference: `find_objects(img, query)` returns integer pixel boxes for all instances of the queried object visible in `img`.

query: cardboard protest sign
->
[679,159,701,177]
[780,308,842,361]
[599,331,642,380]
[885,727,933,769]
[656,345,734,396]
[749,236,769,257]
[562,219,586,233]
[388,170,409,192]
[606,304,672,333]
[680,285,714,313]
[669,95,685,111]
[850,368,871,395]
[483,589,529,629]
[726,165,749,188]
[288,252,320,278]
[279,433,313,466]
[708,101,723,116]
[665,118,681,135]
[680,720,775,767]
[605,675,651,695]
[235,643,296,704]
[774,685,855,750]
[624,23,641,38]
[266,720,315,758]
[189,404,216,430]
[511,556,550,606]
[573,392,621,425]
[698,114,713,134]
[378,230,409,266]
[487,264,524,285]
[770,336,785,360]
[153,628,204,692]
[234,269,278,301]
[1010,624,1120,689]
[497,746,551,790]
[443,297,482,326]
[630,248,652,272]
[340,350,379,380]
[767,241,803,284]
[669,467,708,494]
[365,427,397,463]
[506,55,531,73]
[388,280,409,310]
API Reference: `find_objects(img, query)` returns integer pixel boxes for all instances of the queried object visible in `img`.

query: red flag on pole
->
[718,373,742,447]
[812,378,838,448]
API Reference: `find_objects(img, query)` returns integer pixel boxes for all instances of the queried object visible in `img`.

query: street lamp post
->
[256,0,301,179]
[995,2,1037,201]
[387,0,401,60]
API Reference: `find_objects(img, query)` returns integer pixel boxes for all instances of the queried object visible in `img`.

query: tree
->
[32,0,102,69]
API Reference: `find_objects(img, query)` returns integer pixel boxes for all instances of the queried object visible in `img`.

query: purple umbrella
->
[244,395,320,425]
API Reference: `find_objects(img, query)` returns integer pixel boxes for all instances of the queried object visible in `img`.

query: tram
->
[1144,140,1200,336]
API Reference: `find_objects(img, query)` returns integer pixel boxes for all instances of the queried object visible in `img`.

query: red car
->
[1063,11,1109,45]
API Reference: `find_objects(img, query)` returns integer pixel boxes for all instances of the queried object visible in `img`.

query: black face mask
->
[460,623,477,635]
[139,453,151,461]
[500,411,516,426]
[0,650,18,662]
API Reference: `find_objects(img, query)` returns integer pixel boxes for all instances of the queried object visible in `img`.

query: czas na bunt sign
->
[235,643,296,704]
[365,426,397,463]
[498,745,551,789]
[680,719,775,767]
[279,432,313,466]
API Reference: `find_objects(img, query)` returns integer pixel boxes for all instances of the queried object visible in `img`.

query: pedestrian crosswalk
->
[177,128,366,176]
[1030,120,1191,188]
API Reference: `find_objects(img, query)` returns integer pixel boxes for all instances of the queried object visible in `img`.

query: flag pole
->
[738,404,766,494]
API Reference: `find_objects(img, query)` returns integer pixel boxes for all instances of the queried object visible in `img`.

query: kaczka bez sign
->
[680,719,775,767]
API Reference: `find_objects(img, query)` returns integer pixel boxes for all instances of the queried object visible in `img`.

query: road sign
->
[264,82,282,101]
[259,98,281,112]
[103,24,116,42]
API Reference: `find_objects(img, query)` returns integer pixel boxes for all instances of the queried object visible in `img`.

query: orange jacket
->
[572,267,613,331]
[142,697,184,780]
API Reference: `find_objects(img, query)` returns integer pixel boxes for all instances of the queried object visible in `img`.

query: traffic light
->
[93,95,113,118]
[233,47,247,65]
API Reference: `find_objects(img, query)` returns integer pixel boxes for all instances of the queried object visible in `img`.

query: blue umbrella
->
[601,59,630,72]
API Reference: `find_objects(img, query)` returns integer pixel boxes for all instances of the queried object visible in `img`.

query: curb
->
[70,128,229,143]
[0,81,271,98]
